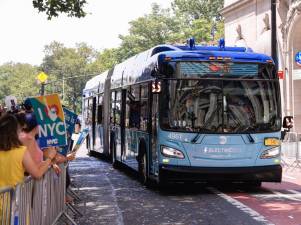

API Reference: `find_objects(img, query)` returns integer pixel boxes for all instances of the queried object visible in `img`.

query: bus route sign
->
[28,94,67,148]
[296,52,301,66]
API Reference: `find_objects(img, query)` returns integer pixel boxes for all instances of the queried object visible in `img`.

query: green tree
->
[116,1,224,61]
[32,0,87,19]
[171,0,224,21]
[0,63,40,103]
[92,48,121,72]
[118,3,181,60]
[41,42,100,113]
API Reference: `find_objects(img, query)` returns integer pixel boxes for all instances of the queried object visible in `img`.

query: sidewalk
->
[68,148,124,225]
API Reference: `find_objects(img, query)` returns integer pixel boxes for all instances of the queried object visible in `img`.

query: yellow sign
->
[264,138,280,146]
[37,72,48,83]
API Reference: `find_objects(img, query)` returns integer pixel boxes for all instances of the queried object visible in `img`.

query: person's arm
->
[22,150,54,179]
[66,152,76,161]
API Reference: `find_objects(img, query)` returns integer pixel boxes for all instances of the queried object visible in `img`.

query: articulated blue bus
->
[83,39,282,186]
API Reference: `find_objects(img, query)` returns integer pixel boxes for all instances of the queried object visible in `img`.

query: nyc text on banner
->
[28,94,67,148]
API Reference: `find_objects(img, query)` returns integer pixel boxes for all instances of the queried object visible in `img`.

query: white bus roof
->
[85,71,108,89]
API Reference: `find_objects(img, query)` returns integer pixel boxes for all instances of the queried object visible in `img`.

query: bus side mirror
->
[151,68,158,77]
[283,116,294,130]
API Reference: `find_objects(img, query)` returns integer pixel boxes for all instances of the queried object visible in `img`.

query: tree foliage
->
[172,0,224,21]
[117,1,224,60]
[0,63,40,104]
[118,3,180,60]
[41,42,100,113]
[32,0,87,19]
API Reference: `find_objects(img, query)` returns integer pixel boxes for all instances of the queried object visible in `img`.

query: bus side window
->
[140,84,148,131]
[115,91,122,126]
[88,98,93,125]
[97,94,103,125]
[84,99,89,125]
[111,92,115,124]
[97,105,103,124]
[126,85,140,129]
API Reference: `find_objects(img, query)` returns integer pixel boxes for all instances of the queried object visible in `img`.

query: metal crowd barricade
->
[9,163,77,225]
[0,187,14,225]
[281,132,301,171]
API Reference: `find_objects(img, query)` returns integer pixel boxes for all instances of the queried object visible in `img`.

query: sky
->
[0,0,172,66]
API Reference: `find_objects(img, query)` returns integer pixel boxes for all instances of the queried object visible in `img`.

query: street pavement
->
[69,147,301,225]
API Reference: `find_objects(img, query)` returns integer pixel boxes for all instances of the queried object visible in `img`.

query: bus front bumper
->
[159,165,282,182]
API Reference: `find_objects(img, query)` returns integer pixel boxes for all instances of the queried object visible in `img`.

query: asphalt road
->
[69,149,301,225]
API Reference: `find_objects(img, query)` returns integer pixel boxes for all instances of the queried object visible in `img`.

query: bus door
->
[86,97,94,151]
[124,85,142,167]
[113,90,126,161]
[150,86,159,175]
[92,96,97,149]
[96,94,104,152]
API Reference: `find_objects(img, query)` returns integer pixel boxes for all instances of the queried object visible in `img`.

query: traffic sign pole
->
[36,72,48,96]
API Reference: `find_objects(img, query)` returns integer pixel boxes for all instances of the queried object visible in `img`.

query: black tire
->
[112,140,118,168]
[157,170,168,188]
[248,181,262,187]
[86,135,91,155]
[138,148,149,185]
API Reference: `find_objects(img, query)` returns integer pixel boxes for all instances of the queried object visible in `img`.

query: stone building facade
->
[221,0,301,132]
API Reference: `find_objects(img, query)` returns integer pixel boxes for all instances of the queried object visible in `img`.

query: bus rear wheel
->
[138,153,149,185]
[86,135,91,155]
[111,140,118,168]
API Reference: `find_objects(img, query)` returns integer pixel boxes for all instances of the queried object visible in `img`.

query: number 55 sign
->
[28,94,67,148]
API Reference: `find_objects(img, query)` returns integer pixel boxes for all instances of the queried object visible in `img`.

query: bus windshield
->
[160,64,281,133]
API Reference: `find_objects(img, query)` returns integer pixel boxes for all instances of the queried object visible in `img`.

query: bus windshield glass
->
[160,63,281,133]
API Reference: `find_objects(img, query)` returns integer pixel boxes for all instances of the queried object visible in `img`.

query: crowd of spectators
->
[0,101,76,191]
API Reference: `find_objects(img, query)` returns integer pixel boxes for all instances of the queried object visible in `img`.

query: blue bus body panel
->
[157,128,281,168]
[123,129,150,171]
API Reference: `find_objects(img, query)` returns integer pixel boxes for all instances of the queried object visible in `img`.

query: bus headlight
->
[260,147,280,159]
[161,146,185,159]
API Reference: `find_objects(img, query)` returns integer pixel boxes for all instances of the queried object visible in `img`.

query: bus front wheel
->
[248,181,262,187]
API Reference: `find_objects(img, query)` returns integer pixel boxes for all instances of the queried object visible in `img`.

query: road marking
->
[207,187,274,225]
[287,189,301,199]
[251,189,301,201]
[270,190,301,201]
[103,167,125,225]
[283,175,297,180]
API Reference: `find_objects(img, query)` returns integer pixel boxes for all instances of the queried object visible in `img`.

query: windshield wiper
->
[241,126,256,143]
[191,133,201,144]
[246,133,255,143]
[191,127,211,143]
